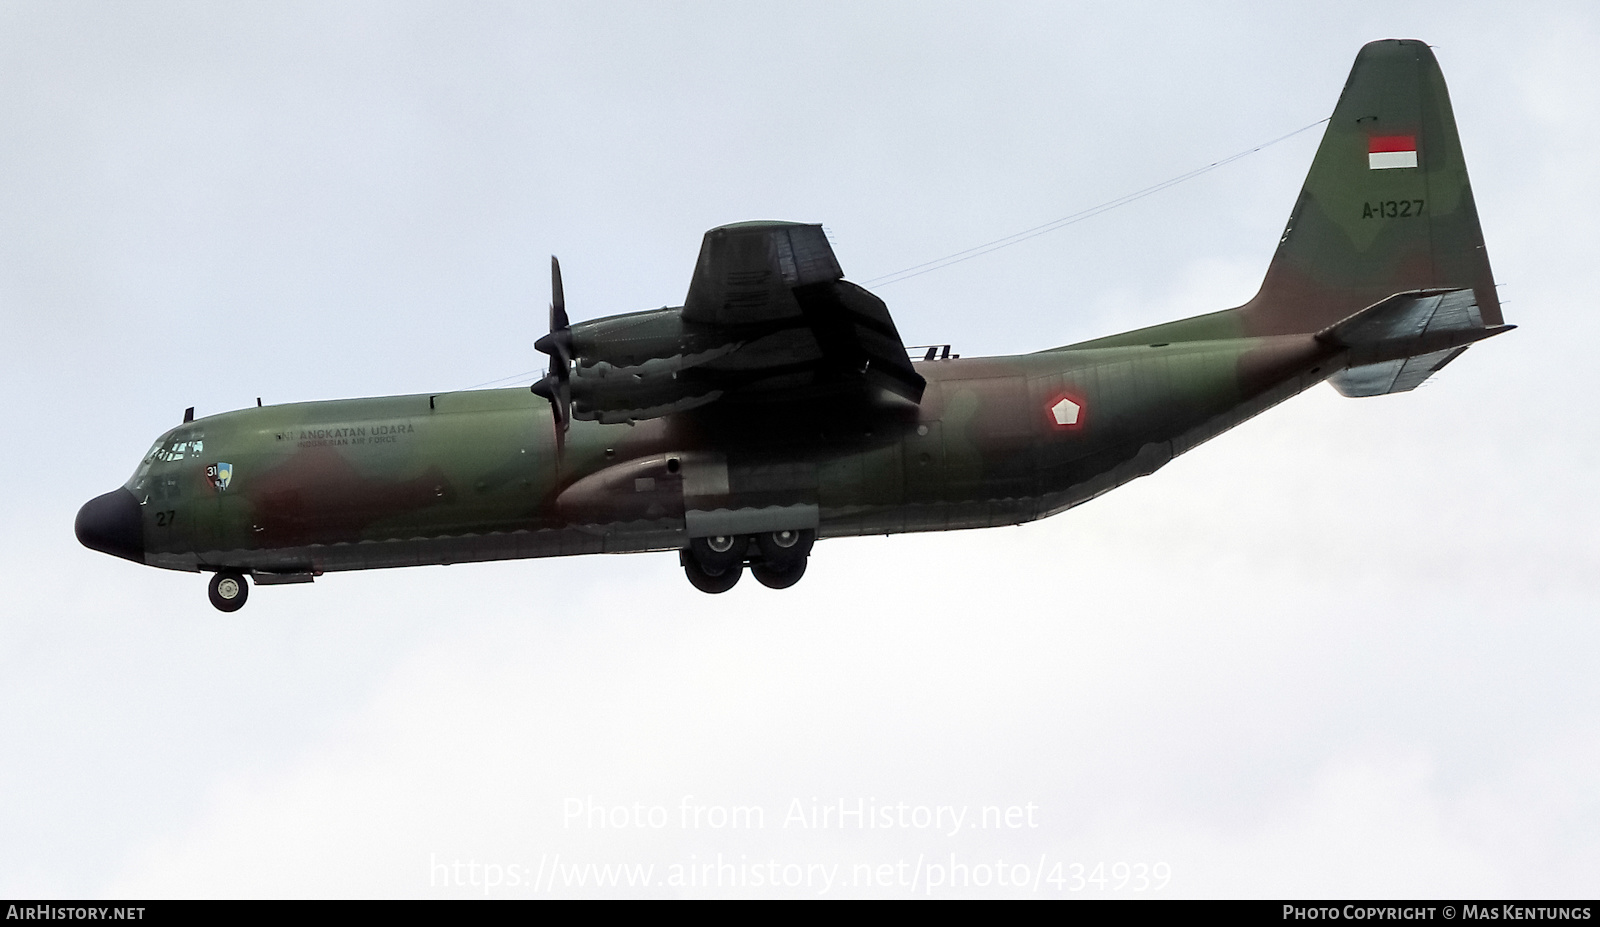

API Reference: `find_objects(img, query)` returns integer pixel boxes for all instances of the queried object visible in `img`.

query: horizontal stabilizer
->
[1319,287,1513,396]
[1329,346,1467,396]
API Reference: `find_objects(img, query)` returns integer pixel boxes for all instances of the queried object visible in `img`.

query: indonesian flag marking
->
[1368,135,1418,170]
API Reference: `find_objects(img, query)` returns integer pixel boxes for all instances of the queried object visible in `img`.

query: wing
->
[564,222,925,424]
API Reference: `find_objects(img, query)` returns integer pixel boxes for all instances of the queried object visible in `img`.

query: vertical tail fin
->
[1241,39,1503,337]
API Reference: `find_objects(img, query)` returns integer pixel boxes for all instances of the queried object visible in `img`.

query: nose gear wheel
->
[208,570,249,612]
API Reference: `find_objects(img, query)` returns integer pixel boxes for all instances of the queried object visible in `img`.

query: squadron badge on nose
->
[206,462,233,491]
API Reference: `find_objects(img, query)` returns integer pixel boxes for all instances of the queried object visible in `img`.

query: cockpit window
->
[155,437,204,462]
[130,432,204,494]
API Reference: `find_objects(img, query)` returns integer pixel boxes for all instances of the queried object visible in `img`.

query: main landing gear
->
[680,529,815,594]
[207,570,249,612]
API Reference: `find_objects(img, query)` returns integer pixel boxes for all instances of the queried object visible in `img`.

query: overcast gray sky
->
[3,1,1597,898]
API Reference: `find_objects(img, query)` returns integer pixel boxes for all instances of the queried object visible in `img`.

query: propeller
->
[530,256,573,432]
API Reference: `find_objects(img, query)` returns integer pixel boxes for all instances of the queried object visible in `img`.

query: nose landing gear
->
[680,529,814,594]
[207,570,249,612]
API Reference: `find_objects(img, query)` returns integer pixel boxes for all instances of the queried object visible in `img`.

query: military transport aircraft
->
[77,40,1511,610]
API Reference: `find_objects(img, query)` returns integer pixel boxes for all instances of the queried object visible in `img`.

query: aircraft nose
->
[75,488,145,564]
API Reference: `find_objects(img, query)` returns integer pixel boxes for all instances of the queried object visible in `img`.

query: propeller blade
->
[549,255,568,333]
[531,255,574,433]
[534,254,573,363]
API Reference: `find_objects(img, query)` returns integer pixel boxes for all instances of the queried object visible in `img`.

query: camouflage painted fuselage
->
[79,39,1512,595]
[126,334,1326,575]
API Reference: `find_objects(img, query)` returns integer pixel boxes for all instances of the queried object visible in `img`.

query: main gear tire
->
[688,535,744,574]
[208,570,249,612]
[683,553,742,594]
[751,556,807,590]
[755,529,814,569]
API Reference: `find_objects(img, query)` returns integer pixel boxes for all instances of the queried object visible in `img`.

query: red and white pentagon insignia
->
[1049,396,1082,427]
